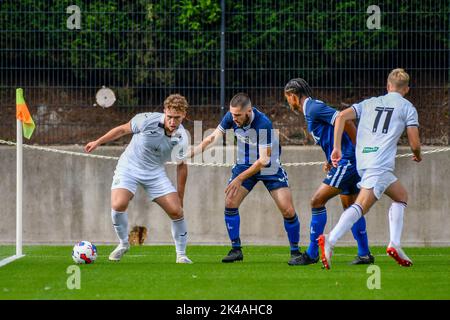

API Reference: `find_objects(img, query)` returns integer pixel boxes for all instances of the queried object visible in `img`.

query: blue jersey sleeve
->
[217,112,233,132]
[310,102,339,125]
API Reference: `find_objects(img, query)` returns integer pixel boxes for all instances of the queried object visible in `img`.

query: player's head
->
[229,92,253,127]
[387,68,410,96]
[163,94,188,133]
[284,78,313,112]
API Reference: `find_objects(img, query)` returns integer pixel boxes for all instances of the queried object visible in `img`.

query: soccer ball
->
[72,241,97,264]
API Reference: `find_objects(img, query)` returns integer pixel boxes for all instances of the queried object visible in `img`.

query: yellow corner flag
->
[16,88,35,139]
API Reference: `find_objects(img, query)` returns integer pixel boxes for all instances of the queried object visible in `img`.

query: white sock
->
[389,202,406,247]
[329,204,363,246]
[171,218,188,256]
[111,210,129,245]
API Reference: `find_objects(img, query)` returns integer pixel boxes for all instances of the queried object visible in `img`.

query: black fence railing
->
[0,0,448,145]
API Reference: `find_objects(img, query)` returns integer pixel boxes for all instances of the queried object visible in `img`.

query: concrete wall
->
[0,145,449,246]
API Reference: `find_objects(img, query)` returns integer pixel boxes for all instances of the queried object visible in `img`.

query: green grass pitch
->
[0,245,449,300]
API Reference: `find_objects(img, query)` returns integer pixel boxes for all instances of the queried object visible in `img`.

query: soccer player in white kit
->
[84,94,193,264]
[318,69,422,269]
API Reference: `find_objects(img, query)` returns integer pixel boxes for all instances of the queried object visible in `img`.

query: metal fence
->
[0,0,448,145]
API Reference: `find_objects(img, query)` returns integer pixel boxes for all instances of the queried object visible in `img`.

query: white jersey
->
[352,92,419,171]
[116,112,189,177]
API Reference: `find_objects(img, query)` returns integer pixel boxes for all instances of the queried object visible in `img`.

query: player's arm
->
[189,128,223,158]
[406,126,422,162]
[343,119,357,145]
[225,146,271,197]
[331,108,357,167]
[176,161,188,207]
[84,122,132,153]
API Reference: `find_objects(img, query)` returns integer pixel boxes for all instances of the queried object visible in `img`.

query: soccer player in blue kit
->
[284,78,374,265]
[191,93,302,264]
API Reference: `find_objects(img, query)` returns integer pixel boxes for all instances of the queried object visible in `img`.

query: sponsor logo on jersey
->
[362,146,379,153]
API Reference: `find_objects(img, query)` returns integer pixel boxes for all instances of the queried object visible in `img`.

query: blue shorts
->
[323,159,360,195]
[229,165,289,192]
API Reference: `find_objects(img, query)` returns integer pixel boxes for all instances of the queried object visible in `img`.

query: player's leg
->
[341,194,374,264]
[260,166,301,264]
[111,188,134,243]
[109,170,138,261]
[319,187,377,269]
[153,192,192,263]
[221,164,254,263]
[384,180,412,266]
[269,187,301,262]
[301,183,341,263]
[222,185,250,263]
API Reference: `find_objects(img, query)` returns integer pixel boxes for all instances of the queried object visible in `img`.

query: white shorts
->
[111,167,177,201]
[357,169,398,200]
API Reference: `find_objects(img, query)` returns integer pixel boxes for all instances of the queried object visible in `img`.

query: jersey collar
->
[158,113,165,129]
[242,109,255,130]
[302,97,311,115]
[387,91,402,98]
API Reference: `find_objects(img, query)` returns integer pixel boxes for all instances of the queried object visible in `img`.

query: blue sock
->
[306,207,327,259]
[224,208,241,248]
[351,216,370,256]
[284,213,300,253]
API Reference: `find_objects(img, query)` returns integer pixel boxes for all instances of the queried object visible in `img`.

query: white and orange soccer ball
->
[72,241,97,264]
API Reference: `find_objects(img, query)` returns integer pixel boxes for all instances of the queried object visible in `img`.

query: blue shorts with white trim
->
[229,164,289,192]
[323,159,360,195]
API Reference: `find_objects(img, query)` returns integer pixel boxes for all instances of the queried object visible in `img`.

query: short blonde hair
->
[164,94,189,113]
[387,68,410,89]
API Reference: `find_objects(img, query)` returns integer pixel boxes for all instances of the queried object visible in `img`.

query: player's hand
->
[330,148,341,168]
[84,140,99,153]
[323,162,332,173]
[412,154,422,162]
[225,177,243,198]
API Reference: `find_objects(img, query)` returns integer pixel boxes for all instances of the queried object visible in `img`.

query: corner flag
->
[16,88,35,139]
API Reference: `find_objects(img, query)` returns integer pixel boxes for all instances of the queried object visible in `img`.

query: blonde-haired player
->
[319,68,422,269]
[85,94,192,264]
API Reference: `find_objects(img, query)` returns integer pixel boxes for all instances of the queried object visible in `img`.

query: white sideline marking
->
[0,255,25,268]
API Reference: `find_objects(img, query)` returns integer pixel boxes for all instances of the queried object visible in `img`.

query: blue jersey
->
[303,98,355,164]
[218,107,281,172]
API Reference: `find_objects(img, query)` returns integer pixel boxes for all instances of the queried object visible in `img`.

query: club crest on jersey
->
[170,133,182,145]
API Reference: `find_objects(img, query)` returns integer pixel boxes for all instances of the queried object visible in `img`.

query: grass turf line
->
[0,245,449,300]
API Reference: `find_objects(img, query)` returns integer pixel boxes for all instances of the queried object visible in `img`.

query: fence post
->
[220,0,226,120]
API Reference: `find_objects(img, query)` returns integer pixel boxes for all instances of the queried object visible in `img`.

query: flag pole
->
[16,117,23,257]
[0,90,26,267]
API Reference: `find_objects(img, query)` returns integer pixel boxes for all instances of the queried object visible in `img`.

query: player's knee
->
[391,190,408,204]
[225,198,238,209]
[398,192,408,204]
[310,196,326,208]
[111,200,128,212]
[168,207,184,220]
[281,206,296,219]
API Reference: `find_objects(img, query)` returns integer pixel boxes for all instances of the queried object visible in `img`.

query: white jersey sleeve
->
[405,104,419,127]
[130,112,159,134]
[351,102,363,119]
